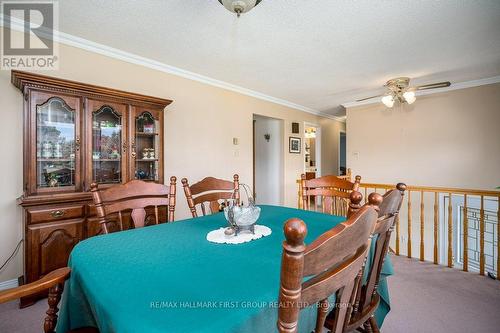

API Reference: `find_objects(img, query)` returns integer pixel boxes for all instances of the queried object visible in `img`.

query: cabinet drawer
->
[27,205,85,224]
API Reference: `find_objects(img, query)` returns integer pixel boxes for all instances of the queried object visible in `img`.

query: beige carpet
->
[382,255,500,333]
[1,255,499,332]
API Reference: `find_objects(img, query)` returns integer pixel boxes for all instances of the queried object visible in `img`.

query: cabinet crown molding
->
[11,70,173,108]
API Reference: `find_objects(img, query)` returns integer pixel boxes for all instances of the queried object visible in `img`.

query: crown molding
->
[341,75,500,109]
[1,16,345,123]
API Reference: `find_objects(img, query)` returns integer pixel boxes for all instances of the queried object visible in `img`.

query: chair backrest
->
[181,174,240,217]
[277,193,383,333]
[90,177,177,234]
[347,183,406,331]
[301,174,362,217]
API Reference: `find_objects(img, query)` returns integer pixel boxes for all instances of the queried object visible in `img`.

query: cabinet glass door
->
[92,105,123,184]
[36,97,77,189]
[134,111,160,181]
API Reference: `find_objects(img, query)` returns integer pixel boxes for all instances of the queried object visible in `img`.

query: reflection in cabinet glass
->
[135,111,159,181]
[36,97,76,188]
[92,106,122,184]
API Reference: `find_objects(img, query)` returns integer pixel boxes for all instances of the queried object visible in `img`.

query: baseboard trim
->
[0,278,19,291]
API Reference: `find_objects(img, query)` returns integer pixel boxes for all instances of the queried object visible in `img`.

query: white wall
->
[346,83,500,189]
[254,115,283,205]
[346,83,500,262]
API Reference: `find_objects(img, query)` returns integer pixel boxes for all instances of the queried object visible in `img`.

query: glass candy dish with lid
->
[223,183,260,236]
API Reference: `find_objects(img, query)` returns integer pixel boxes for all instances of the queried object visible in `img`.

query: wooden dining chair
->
[181,174,240,217]
[326,183,406,333]
[300,174,362,217]
[0,267,98,333]
[90,177,177,234]
[277,192,383,333]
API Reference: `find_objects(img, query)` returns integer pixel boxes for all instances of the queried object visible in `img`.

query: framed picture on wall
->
[289,137,301,154]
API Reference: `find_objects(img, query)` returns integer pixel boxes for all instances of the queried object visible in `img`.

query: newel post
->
[395,183,406,257]
[168,176,177,222]
[278,218,307,333]
[353,175,362,191]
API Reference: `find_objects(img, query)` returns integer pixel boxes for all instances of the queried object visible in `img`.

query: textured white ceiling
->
[58,0,500,116]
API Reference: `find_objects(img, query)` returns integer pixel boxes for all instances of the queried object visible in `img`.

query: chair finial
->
[368,192,383,209]
[350,190,363,206]
[90,183,98,192]
[284,218,307,247]
[396,183,407,193]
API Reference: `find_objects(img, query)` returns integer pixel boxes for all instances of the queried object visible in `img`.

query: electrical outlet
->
[400,235,407,243]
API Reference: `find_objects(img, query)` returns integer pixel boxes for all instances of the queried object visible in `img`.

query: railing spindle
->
[408,190,412,258]
[497,196,500,280]
[433,192,438,264]
[297,180,302,209]
[447,193,453,268]
[420,191,425,261]
[479,195,485,276]
[395,213,400,256]
[463,194,468,272]
[364,187,368,205]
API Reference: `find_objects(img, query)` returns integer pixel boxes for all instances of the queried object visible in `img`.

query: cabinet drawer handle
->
[51,210,65,218]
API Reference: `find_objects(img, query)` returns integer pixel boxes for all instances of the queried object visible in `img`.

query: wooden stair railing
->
[297,175,500,279]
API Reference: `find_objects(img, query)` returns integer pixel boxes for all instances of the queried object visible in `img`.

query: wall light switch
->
[353,152,359,159]
[233,137,239,145]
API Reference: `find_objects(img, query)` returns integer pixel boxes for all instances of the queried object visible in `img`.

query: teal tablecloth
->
[57,205,393,333]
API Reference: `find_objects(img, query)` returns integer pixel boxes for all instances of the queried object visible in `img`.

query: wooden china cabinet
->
[13,71,172,306]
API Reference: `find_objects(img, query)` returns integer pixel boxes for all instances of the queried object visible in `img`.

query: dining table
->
[56,205,393,333]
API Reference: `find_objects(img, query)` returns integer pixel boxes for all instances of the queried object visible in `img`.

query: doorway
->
[339,131,346,175]
[304,123,321,179]
[253,114,284,205]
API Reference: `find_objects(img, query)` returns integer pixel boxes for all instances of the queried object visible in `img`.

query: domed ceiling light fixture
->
[357,77,451,108]
[218,0,263,17]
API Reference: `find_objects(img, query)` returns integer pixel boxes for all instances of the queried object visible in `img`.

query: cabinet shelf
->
[136,158,158,162]
[136,132,158,136]
[38,158,74,162]
[92,159,121,162]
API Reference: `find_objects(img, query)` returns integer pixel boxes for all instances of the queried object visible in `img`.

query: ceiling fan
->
[356,77,451,108]
[218,0,262,17]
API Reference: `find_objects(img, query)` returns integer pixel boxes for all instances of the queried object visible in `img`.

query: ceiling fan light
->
[403,91,416,104]
[381,95,395,108]
[219,0,261,17]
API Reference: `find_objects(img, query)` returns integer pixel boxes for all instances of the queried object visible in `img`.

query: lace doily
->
[206,225,272,244]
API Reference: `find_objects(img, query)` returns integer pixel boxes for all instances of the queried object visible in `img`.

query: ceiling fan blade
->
[356,94,384,102]
[414,81,451,90]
